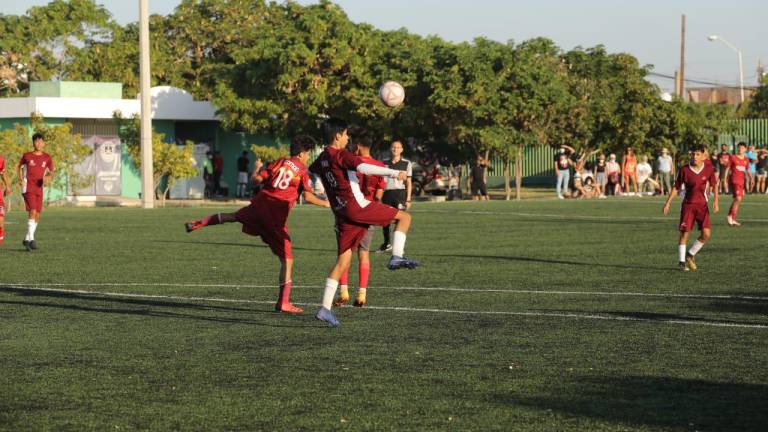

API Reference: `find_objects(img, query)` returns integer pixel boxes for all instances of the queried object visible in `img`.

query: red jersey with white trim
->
[309,146,368,211]
[675,163,717,206]
[357,155,387,201]
[19,152,54,192]
[728,155,750,185]
[255,156,311,205]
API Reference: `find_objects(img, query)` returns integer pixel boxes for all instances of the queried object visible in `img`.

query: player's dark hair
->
[32,132,44,142]
[689,144,705,153]
[737,141,747,147]
[290,135,317,156]
[323,117,348,144]
[349,127,374,150]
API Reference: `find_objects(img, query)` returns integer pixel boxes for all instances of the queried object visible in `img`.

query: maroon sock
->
[200,213,222,227]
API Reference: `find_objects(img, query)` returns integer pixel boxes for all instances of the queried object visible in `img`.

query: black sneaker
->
[679,262,689,272]
[23,240,32,251]
[376,243,392,253]
[29,240,38,250]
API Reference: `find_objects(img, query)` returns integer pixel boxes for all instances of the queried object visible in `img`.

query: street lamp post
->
[708,35,744,103]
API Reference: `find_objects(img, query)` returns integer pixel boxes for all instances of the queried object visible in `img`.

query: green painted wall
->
[215,130,276,197]
[30,81,123,99]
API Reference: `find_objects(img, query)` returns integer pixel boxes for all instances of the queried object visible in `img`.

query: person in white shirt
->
[656,148,675,195]
[636,155,655,195]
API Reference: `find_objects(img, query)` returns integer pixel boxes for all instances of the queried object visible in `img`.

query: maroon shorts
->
[731,182,745,199]
[679,203,710,233]
[235,194,293,259]
[334,201,399,255]
[23,191,43,212]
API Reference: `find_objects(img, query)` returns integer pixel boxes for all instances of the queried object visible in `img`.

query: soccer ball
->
[379,81,405,107]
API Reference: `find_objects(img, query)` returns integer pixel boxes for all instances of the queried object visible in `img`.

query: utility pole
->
[679,14,686,100]
[139,0,154,208]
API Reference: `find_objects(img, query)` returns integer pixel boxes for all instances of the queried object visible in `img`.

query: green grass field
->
[1,197,767,431]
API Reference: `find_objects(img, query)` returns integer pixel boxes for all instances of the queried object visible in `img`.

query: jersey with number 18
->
[255,156,312,205]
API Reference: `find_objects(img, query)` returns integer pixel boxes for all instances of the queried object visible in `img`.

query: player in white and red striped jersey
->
[309,118,418,327]
[663,144,719,272]
[185,136,330,314]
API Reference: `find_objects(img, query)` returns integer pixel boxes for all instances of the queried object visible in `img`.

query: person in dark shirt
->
[469,156,489,201]
[236,151,250,198]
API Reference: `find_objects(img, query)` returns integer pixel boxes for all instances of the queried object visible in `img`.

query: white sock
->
[322,278,339,310]
[689,240,704,256]
[678,245,686,262]
[392,231,407,258]
[26,219,35,241]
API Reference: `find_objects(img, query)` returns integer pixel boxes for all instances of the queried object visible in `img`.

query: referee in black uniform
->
[378,140,412,252]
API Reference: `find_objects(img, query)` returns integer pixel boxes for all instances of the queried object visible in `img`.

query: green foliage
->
[249,144,288,165]
[0,114,92,205]
[744,76,768,118]
[113,112,197,205]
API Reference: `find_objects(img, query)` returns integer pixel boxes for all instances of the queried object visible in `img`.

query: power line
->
[647,71,759,89]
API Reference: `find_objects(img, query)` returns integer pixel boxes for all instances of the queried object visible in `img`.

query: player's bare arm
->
[662,188,678,215]
[302,191,330,208]
[405,176,412,210]
[44,167,54,187]
[375,189,384,202]
[1,169,9,196]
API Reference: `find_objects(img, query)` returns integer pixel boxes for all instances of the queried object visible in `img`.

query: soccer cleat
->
[184,221,201,233]
[23,240,32,251]
[685,253,697,272]
[679,262,689,272]
[315,307,340,327]
[275,303,304,314]
[29,240,38,250]
[387,256,419,271]
[334,290,350,307]
[353,295,366,308]
[376,243,392,253]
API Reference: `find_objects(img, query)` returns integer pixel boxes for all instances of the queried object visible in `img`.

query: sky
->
[2,0,766,92]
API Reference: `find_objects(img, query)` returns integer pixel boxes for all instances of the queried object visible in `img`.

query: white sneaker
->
[557,195,564,200]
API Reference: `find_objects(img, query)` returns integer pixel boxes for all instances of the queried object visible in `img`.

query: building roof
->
[0,82,218,121]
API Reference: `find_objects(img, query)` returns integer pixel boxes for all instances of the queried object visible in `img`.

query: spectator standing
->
[605,153,621,196]
[717,144,731,194]
[636,155,654,195]
[594,154,607,197]
[469,156,489,201]
[236,151,249,198]
[378,140,412,252]
[756,149,768,194]
[203,151,215,199]
[622,147,638,194]
[656,148,675,195]
[213,151,224,197]
[554,145,575,199]
[746,145,758,193]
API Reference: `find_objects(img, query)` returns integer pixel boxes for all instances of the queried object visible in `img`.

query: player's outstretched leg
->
[185,212,236,232]
[275,258,303,314]
[386,211,419,270]
[334,269,350,307]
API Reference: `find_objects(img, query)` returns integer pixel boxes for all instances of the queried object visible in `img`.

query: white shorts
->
[238,172,249,184]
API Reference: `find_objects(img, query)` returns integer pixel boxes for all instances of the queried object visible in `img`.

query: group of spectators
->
[554,143,768,199]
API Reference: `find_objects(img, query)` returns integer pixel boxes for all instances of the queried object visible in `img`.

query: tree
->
[744,75,768,119]
[114,112,197,206]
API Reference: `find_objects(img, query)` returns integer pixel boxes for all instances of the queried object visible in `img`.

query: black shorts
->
[382,189,407,210]
[471,181,487,196]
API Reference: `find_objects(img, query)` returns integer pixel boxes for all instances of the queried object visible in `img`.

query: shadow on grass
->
[154,240,335,253]
[542,308,767,328]
[433,253,677,272]
[0,286,316,328]
[496,375,768,432]
[705,300,768,316]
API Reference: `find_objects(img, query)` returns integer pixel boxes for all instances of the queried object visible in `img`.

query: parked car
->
[412,162,462,199]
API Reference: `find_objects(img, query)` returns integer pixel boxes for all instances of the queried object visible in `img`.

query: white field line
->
[410,209,768,223]
[3,282,767,301]
[1,285,765,330]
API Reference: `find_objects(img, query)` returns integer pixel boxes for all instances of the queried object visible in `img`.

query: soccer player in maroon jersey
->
[334,128,387,308]
[17,133,54,251]
[310,118,418,327]
[0,153,12,246]
[723,142,752,227]
[184,136,330,314]
[662,144,719,272]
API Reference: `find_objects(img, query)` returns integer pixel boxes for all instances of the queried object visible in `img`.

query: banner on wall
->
[71,135,122,196]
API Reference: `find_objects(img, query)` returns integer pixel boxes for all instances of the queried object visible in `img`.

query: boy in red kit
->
[723,142,752,227]
[334,128,387,308]
[0,153,11,246]
[310,118,418,327]
[184,135,330,314]
[18,133,54,251]
[663,145,719,272]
